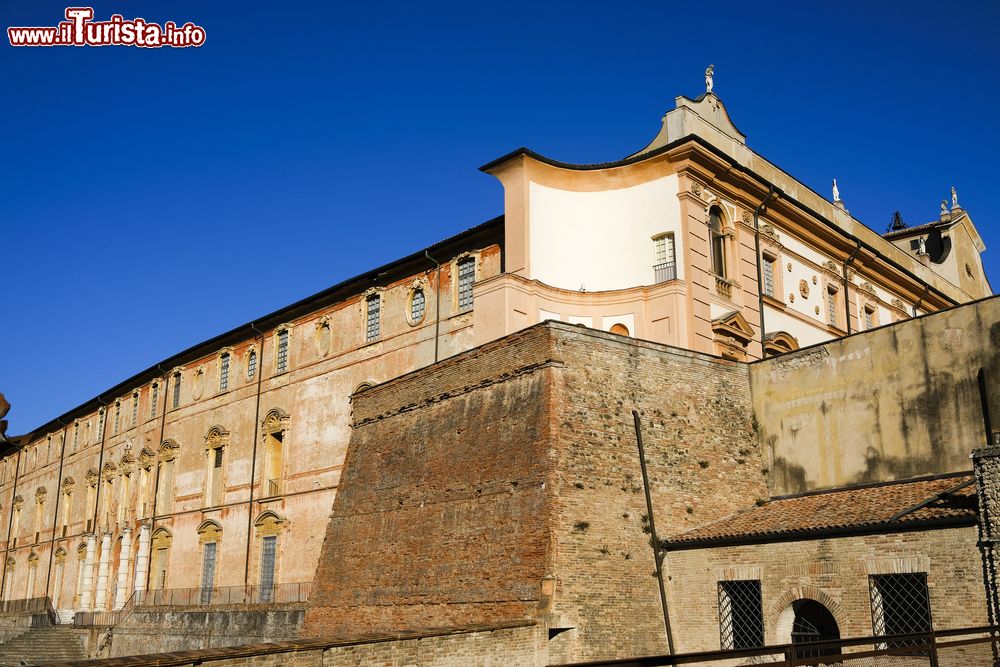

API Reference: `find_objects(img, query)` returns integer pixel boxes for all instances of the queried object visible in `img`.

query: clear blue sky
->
[3,1,998,434]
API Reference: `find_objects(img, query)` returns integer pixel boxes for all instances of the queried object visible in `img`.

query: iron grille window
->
[219,353,230,391]
[869,573,932,648]
[653,235,677,283]
[410,288,425,323]
[73,424,79,451]
[276,329,289,373]
[826,289,838,326]
[150,384,158,418]
[365,295,380,342]
[131,393,139,428]
[113,402,121,434]
[260,535,277,602]
[864,307,874,329]
[457,258,475,311]
[97,411,105,441]
[762,257,775,297]
[200,542,217,605]
[247,350,257,380]
[173,372,182,408]
[719,580,764,650]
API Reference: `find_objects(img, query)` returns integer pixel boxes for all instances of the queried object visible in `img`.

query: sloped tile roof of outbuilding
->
[664,472,977,549]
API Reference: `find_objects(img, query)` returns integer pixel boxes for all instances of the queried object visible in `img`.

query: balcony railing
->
[715,276,733,298]
[653,261,677,284]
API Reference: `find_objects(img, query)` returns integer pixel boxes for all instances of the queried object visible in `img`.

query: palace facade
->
[0,84,990,627]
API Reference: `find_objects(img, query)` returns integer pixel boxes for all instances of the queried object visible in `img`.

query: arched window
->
[26,552,39,599]
[219,351,231,391]
[609,323,630,337]
[157,442,178,514]
[150,528,172,591]
[254,511,284,603]
[60,478,74,537]
[197,521,223,604]
[709,206,727,278]
[261,410,289,497]
[172,371,182,409]
[409,287,426,325]
[246,349,258,381]
[204,427,228,507]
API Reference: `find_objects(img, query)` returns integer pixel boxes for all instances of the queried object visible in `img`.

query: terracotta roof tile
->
[665,473,977,548]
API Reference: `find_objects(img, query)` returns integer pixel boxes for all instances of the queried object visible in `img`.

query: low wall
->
[104,605,305,658]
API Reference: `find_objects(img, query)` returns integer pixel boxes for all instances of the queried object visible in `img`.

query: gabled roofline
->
[13,216,505,442]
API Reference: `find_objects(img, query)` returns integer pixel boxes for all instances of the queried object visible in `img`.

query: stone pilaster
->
[114,528,132,609]
[972,447,1000,633]
[94,532,111,610]
[79,534,97,611]
[133,524,150,599]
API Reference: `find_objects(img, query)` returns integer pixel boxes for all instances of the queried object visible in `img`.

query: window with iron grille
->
[365,295,380,342]
[276,329,289,373]
[200,541,217,605]
[73,423,79,451]
[410,288,425,324]
[457,257,475,311]
[869,573,932,648]
[864,307,875,330]
[762,256,775,297]
[719,580,764,650]
[131,393,139,428]
[260,535,277,602]
[826,288,838,327]
[247,349,257,380]
[150,383,158,418]
[219,352,230,391]
[97,410,105,442]
[653,234,677,283]
[113,402,121,434]
[172,372,182,408]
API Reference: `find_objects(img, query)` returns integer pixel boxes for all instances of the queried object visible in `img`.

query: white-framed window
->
[653,234,677,283]
[457,257,476,311]
[863,305,877,330]
[365,295,381,342]
[409,288,426,325]
[762,255,776,298]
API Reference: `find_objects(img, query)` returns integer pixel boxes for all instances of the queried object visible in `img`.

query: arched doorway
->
[790,599,841,659]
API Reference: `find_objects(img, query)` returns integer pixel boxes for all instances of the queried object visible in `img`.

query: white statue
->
[832,179,840,202]
[705,65,714,94]
[918,237,927,255]
[941,200,948,215]
[951,186,959,208]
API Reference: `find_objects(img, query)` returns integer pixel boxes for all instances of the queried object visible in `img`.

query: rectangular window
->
[200,542,217,604]
[259,535,277,602]
[113,402,121,434]
[365,296,380,342]
[762,256,775,298]
[653,235,677,283]
[150,384,158,418]
[870,573,932,648]
[826,288,838,327]
[97,411,104,442]
[219,352,230,391]
[131,394,139,428]
[172,372,182,408]
[210,447,224,506]
[719,580,764,650]
[276,330,289,373]
[864,307,875,330]
[458,257,475,311]
[73,424,79,452]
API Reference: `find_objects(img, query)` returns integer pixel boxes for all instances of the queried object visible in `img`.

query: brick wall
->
[302,322,769,662]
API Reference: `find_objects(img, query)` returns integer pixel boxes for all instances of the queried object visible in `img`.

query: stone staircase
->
[0,625,85,665]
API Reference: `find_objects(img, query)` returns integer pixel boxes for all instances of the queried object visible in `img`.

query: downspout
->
[92,397,110,533]
[912,285,930,318]
[424,251,442,364]
[631,410,675,654]
[243,323,266,587]
[752,187,777,357]
[43,419,70,602]
[144,365,171,591]
[842,241,863,334]
[0,447,23,602]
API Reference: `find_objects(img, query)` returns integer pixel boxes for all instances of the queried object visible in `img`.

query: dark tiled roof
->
[665,473,977,549]
[882,213,966,240]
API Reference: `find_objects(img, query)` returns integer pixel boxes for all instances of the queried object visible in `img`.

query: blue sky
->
[2,1,998,433]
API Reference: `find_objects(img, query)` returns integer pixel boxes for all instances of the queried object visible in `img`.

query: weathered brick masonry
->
[303,322,769,662]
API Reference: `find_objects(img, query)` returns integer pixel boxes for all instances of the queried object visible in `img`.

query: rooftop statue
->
[0,393,8,443]
[951,186,959,209]
[832,179,841,202]
[705,65,714,94]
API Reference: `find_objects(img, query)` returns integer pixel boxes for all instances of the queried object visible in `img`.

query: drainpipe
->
[43,418,70,604]
[243,323,266,587]
[144,365,171,592]
[752,187,777,357]
[912,285,930,318]
[0,447,23,603]
[631,410,675,654]
[842,242,863,334]
[424,251,442,364]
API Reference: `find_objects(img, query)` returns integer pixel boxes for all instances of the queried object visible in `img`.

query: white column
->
[79,534,97,611]
[133,524,150,598]
[114,528,132,609]
[94,532,112,610]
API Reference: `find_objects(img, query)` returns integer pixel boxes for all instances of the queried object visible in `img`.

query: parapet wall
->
[752,295,1000,495]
